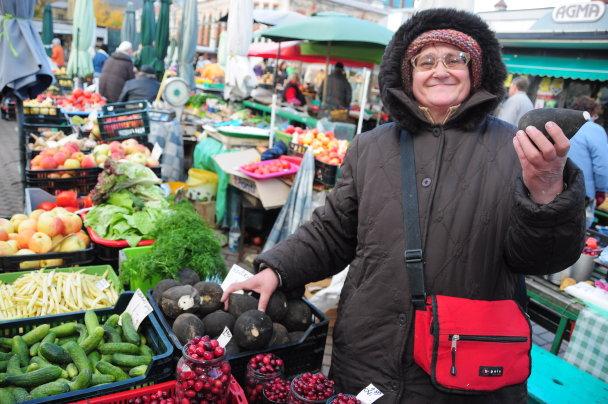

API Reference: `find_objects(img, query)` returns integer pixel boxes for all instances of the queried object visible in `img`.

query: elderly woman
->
[223,9,585,403]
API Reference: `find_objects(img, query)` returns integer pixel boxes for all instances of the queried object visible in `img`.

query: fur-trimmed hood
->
[379,8,506,133]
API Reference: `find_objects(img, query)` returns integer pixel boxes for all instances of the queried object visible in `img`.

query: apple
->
[58,234,85,252]
[8,233,18,241]
[52,207,69,215]
[37,212,65,237]
[0,218,11,233]
[0,229,8,241]
[29,209,46,222]
[122,139,138,154]
[63,159,80,169]
[0,240,18,256]
[109,141,123,154]
[40,156,57,170]
[135,144,151,156]
[16,249,40,269]
[16,229,36,249]
[110,151,125,160]
[18,219,37,234]
[40,259,64,268]
[70,152,85,161]
[94,144,111,156]
[75,230,90,247]
[53,151,68,166]
[7,240,18,252]
[58,213,82,234]
[28,232,52,254]
[127,152,147,165]
[146,158,159,167]
[80,156,96,169]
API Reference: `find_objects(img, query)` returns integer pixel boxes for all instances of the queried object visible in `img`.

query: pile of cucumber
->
[0,310,154,403]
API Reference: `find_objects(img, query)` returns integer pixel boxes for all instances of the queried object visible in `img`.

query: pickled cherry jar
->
[245,353,285,403]
[262,377,291,404]
[326,394,361,404]
[176,337,232,404]
[288,373,335,404]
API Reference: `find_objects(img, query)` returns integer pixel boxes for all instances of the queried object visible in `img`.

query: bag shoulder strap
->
[399,128,426,308]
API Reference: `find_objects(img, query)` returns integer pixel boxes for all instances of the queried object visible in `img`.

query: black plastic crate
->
[288,142,307,157]
[98,101,150,141]
[0,291,174,403]
[25,174,99,196]
[314,159,342,187]
[147,290,329,386]
[0,245,95,272]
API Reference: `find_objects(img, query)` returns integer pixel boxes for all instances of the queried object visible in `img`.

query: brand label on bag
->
[479,366,503,377]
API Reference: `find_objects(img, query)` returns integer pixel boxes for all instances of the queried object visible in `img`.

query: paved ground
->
[0,119,23,217]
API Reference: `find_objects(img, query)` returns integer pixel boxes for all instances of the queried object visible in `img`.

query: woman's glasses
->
[411,52,471,71]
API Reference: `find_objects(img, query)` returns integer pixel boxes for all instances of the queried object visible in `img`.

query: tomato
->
[55,190,78,208]
[64,206,78,213]
[79,195,93,208]
[36,201,57,211]
[72,88,83,97]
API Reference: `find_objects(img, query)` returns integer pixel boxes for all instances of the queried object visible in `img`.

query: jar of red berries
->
[263,378,291,403]
[245,353,285,403]
[326,393,361,404]
[176,336,232,404]
[288,373,335,404]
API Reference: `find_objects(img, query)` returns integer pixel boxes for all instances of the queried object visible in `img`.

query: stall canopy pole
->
[272,42,282,89]
[269,93,277,148]
[357,68,371,135]
[322,41,330,107]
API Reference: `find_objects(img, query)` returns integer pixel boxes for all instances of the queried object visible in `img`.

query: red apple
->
[37,212,64,237]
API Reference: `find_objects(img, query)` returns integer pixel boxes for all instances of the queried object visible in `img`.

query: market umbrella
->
[66,0,95,78]
[263,150,315,252]
[178,0,198,88]
[137,0,156,68]
[223,0,255,101]
[220,9,306,26]
[121,1,138,49]
[41,4,53,56]
[152,0,171,76]
[0,0,53,99]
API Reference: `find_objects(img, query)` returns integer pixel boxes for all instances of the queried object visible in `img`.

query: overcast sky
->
[475,0,562,11]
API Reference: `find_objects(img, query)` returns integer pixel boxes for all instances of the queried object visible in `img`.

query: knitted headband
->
[401,29,483,93]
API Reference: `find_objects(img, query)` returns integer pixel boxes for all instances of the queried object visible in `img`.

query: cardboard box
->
[193,201,216,227]
[213,149,291,209]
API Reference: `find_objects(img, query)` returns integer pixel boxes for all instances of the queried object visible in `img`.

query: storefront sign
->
[552,1,605,23]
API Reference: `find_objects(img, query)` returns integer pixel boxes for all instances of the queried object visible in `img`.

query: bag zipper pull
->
[451,334,459,376]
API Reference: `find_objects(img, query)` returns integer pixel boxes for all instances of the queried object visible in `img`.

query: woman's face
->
[411,43,471,111]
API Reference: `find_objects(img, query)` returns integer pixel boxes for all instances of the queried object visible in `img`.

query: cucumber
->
[90,373,115,386]
[76,324,88,345]
[29,343,40,358]
[0,362,5,373]
[29,380,70,399]
[63,341,92,391]
[61,370,69,379]
[39,343,71,365]
[0,340,11,351]
[140,335,147,346]
[110,353,151,368]
[6,366,62,388]
[10,338,28,368]
[5,356,21,376]
[102,325,121,344]
[128,365,148,377]
[79,327,104,354]
[25,363,39,372]
[140,345,154,360]
[87,351,101,373]
[0,388,15,404]
[99,343,141,355]
[84,311,100,336]
[95,361,128,381]
[100,354,112,362]
[57,337,77,346]
[49,323,78,338]
[30,356,51,368]
[22,325,50,346]
[120,313,140,345]
[7,387,30,403]
[104,314,120,328]
[66,363,78,379]
[0,354,11,362]
[40,332,56,346]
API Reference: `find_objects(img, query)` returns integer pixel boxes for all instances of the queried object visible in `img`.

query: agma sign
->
[552,1,606,23]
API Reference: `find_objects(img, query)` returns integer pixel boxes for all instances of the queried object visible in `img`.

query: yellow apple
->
[40,258,64,268]
[0,240,18,256]
[63,159,80,169]
[16,249,40,269]
[75,230,90,247]
[29,209,46,222]
[58,213,82,235]
[16,229,36,250]
[58,235,85,252]
[18,219,37,234]
[28,232,52,254]
[37,212,65,237]
[9,214,28,232]
[0,218,12,233]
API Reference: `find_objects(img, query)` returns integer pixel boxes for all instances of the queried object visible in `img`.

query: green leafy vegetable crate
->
[119,246,161,291]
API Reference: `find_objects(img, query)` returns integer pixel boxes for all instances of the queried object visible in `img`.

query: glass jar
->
[176,343,232,404]
[326,394,361,404]
[288,374,335,404]
[262,378,291,404]
[246,366,283,403]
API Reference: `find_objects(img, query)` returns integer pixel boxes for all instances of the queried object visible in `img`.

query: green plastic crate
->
[119,245,162,291]
[274,130,292,145]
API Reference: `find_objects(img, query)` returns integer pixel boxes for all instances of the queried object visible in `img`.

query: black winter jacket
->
[255,8,586,403]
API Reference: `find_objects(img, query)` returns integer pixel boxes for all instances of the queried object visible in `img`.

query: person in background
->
[200,57,225,83]
[98,41,135,103]
[196,53,212,70]
[92,44,109,78]
[51,38,65,67]
[319,62,352,109]
[282,74,306,106]
[118,64,161,103]
[254,59,267,77]
[568,95,608,227]
[313,68,326,93]
[275,61,288,86]
[497,76,534,126]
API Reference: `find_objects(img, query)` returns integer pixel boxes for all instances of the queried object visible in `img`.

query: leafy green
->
[119,202,226,285]
[91,160,161,204]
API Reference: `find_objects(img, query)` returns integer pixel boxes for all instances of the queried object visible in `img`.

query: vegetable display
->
[119,202,225,284]
[84,161,170,246]
[0,269,119,320]
[0,310,153,402]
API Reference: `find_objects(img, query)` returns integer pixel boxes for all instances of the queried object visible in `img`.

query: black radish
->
[518,108,590,142]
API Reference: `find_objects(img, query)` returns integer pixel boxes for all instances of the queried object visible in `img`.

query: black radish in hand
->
[518,108,590,142]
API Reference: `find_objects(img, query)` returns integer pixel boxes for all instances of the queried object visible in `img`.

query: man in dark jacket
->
[223,9,585,403]
[319,62,352,109]
[99,41,135,102]
[118,65,161,102]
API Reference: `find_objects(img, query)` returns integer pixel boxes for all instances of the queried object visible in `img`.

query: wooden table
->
[526,276,584,354]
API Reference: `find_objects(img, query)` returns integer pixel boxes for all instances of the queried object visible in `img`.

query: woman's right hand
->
[220,268,280,312]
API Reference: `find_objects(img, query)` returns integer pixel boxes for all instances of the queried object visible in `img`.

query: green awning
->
[502,54,608,81]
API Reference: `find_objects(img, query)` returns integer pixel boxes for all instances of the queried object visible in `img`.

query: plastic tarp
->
[0,0,53,99]
[193,137,231,224]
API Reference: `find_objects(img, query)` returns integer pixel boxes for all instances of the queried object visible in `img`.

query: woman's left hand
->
[513,121,570,205]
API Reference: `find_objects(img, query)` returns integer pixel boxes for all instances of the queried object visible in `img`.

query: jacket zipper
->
[448,334,528,376]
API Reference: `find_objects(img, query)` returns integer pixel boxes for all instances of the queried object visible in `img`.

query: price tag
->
[151,142,163,161]
[221,264,254,294]
[95,278,111,291]
[356,384,383,404]
[119,289,153,330]
[217,327,233,348]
